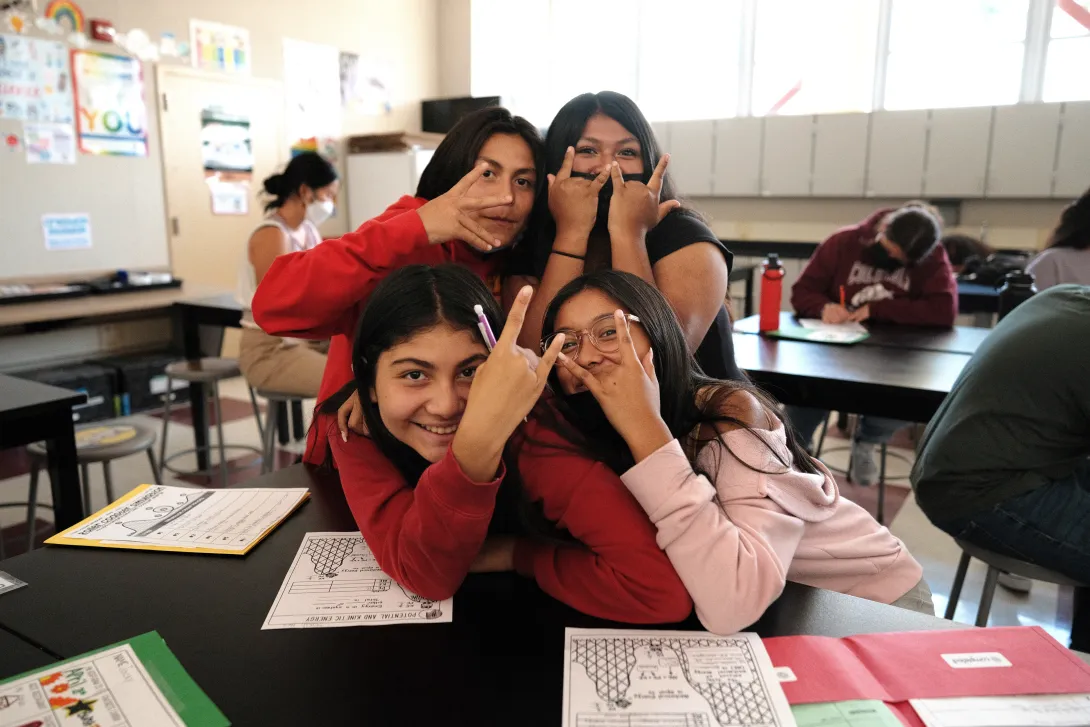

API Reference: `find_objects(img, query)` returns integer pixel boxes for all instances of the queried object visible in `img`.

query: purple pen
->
[474,304,497,351]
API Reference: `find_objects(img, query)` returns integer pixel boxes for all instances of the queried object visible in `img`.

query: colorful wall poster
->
[0,34,74,123]
[339,50,392,115]
[283,38,340,143]
[200,105,252,181]
[24,121,75,163]
[42,212,92,250]
[72,49,147,156]
[190,19,250,75]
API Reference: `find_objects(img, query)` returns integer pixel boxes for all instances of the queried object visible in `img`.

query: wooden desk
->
[0,464,962,725]
[0,374,86,529]
[734,312,990,356]
[732,333,969,423]
[0,283,228,331]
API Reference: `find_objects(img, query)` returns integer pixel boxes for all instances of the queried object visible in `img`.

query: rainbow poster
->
[71,50,147,157]
[43,0,85,34]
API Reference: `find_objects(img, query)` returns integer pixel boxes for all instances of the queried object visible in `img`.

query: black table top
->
[0,465,963,725]
[734,313,990,356]
[0,628,57,676]
[0,373,86,423]
[732,332,969,421]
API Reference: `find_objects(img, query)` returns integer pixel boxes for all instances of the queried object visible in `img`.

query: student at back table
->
[911,285,1090,650]
[788,203,956,485]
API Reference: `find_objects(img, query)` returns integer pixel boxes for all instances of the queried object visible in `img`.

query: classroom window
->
[1042,0,1090,102]
[750,0,881,116]
[883,0,1029,110]
[470,0,551,125]
[635,0,743,121]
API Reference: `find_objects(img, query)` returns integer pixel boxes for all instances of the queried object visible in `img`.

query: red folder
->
[766,625,1090,703]
[765,626,1090,726]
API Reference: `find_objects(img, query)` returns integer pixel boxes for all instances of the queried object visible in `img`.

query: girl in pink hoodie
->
[542,270,932,635]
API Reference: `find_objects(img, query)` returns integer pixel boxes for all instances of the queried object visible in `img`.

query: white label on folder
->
[774,666,797,682]
[941,652,1012,668]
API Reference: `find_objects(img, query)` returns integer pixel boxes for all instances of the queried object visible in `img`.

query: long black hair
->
[416,106,546,201]
[516,91,697,276]
[541,270,818,478]
[332,264,502,484]
[1047,187,1090,250]
[262,152,337,212]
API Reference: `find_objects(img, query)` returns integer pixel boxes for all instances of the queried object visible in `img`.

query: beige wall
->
[76,0,439,137]
[692,197,1069,252]
[437,0,472,97]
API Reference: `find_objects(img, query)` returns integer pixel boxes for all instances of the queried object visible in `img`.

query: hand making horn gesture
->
[607,154,682,243]
[416,163,514,252]
[451,287,565,481]
[548,146,611,240]
[557,310,673,462]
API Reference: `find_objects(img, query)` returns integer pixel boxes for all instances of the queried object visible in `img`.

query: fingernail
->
[341,431,348,442]
[520,285,532,297]
[494,239,502,247]
[557,352,568,362]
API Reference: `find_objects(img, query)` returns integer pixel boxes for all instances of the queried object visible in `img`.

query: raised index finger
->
[497,285,533,348]
[555,146,574,181]
[452,163,489,196]
[614,309,638,366]
[648,153,670,196]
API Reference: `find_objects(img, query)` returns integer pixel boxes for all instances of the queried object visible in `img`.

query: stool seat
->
[165,357,241,383]
[28,422,157,464]
[955,539,1086,587]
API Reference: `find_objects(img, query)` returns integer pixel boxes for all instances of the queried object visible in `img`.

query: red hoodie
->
[328,413,693,622]
[251,196,501,465]
[791,208,958,327]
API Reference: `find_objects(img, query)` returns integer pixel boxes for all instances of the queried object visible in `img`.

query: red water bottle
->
[759,253,784,332]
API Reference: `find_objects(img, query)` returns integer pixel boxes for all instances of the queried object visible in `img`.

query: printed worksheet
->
[563,628,796,727]
[262,532,453,629]
[47,485,309,554]
[0,633,228,727]
[910,694,1090,727]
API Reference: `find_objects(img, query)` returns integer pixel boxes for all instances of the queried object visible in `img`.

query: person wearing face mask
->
[238,152,340,397]
[787,203,956,485]
[507,91,743,382]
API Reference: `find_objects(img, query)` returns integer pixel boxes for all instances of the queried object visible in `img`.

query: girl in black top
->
[506,91,742,381]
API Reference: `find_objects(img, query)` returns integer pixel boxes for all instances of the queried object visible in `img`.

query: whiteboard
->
[0,54,169,282]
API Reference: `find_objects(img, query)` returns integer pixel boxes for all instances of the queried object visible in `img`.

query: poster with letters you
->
[72,50,147,156]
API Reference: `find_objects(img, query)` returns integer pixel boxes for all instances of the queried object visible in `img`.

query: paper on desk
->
[0,570,26,597]
[910,694,1090,727]
[563,627,796,727]
[793,700,903,727]
[46,484,309,555]
[0,631,227,727]
[262,531,452,629]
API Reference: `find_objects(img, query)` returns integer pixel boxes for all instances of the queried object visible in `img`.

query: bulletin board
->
[0,35,170,282]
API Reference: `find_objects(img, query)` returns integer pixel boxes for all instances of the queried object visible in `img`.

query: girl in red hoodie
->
[252,107,547,466]
[324,263,692,621]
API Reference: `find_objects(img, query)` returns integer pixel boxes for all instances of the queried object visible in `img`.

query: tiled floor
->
[0,382,1073,645]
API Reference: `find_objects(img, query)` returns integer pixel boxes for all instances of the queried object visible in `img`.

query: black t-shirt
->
[508,210,743,381]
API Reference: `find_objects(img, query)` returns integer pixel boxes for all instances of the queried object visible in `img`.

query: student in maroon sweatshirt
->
[788,203,956,485]
[322,263,692,621]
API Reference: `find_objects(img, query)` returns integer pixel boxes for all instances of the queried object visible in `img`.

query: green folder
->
[0,631,228,726]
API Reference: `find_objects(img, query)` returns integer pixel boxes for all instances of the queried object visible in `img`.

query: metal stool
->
[814,414,911,525]
[159,358,262,486]
[255,390,308,474]
[945,538,1087,626]
[22,421,162,552]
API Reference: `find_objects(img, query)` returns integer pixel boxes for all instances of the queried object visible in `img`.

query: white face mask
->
[306,198,335,226]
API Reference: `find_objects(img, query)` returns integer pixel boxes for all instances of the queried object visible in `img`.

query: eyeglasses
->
[541,313,641,357]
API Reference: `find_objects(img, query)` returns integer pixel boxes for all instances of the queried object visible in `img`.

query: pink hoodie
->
[621,421,923,635]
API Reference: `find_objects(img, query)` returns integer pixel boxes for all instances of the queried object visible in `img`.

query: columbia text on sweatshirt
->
[791,209,957,327]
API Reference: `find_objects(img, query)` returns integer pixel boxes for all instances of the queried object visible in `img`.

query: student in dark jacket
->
[788,203,956,485]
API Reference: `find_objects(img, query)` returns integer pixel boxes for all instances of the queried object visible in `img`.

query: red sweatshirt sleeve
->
[791,232,847,317]
[869,246,958,327]
[252,196,430,340]
[511,419,693,624]
[330,422,503,601]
